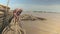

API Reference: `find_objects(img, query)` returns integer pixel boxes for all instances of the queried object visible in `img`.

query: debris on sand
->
[21,14,46,21]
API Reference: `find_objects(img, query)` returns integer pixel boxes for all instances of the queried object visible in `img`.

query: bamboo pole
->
[6,0,10,13]
[4,0,10,27]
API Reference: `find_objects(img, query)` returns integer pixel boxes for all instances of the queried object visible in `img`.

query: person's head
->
[17,9,22,14]
[13,8,23,16]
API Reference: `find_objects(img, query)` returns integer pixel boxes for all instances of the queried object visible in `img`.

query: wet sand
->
[21,12,60,34]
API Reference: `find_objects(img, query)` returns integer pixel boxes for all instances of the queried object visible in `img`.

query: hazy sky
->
[0,0,60,12]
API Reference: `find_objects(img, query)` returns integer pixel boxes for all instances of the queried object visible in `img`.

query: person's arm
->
[14,13,18,18]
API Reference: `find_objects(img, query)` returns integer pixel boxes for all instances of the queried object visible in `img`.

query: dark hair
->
[17,9,22,16]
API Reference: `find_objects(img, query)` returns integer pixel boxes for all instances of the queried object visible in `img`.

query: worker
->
[13,8,22,22]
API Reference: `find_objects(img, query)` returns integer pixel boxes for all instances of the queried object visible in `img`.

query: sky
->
[0,0,60,12]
